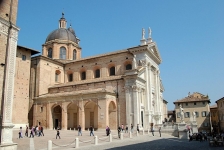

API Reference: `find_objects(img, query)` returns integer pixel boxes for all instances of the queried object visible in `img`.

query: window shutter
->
[189,112,190,118]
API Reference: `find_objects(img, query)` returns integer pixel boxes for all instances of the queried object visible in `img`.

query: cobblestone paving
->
[13,130,224,150]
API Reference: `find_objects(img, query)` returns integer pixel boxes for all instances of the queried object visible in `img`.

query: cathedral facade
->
[29,14,165,131]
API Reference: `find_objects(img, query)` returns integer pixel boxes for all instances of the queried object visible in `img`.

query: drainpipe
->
[0,0,14,144]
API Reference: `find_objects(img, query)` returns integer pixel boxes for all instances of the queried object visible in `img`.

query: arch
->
[60,46,66,59]
[108,101,117,130]
[73,49,77,60]
[48,48,53,58]
[67,102,79,130]
[52,105,62,130]
[125,64,132,70]
[84,101,98,129]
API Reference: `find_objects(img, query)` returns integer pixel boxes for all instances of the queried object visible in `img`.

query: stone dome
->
[45,28,78,43]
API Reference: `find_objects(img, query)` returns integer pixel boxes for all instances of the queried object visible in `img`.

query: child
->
[56,129,60,139]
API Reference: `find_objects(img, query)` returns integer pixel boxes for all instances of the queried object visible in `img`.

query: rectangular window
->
[186,103,188,106]
[195,112,199,117]
[68,74,73,82]
[203,101,205,105]
[194,102,196,105]
[185,112,190,118]
[55,73,58,82]
[22,55,26,61]
[202,111,207,117]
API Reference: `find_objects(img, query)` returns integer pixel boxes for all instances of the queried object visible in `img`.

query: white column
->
[132,85,139,128]
[1,23,19,144]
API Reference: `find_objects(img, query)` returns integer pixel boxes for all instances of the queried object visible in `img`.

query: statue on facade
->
[148,27,152,38]
[192,110,196,121]
[142,28,145,39]
[179,105,184,123]
[132,55,137,69]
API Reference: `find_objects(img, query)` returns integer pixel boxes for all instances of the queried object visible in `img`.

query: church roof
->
[17,45,40,55]
[45,28,78,43]
[173,92,210,104]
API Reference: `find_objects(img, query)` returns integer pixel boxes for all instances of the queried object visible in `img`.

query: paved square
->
[13,130,223,150]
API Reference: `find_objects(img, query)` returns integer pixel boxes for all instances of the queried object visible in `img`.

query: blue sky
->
[17,1,224,110]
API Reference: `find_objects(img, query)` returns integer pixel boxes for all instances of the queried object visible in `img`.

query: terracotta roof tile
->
[174,92,210,103]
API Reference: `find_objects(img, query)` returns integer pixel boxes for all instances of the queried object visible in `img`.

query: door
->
[55,119,58,129]
[74,113,77,129]
[90,112,94,127]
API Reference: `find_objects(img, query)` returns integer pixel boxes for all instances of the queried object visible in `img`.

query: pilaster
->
[0,21,19,145]
[132,85,139,128]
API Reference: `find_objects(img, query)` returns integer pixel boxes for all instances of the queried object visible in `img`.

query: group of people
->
[18,125,44,139]
[117,124,161,138]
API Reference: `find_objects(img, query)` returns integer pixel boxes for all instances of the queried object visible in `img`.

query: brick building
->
[216,97,224,132]
[29,14,166,131]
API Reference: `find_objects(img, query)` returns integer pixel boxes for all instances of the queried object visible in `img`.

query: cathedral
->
[28,13,166,131]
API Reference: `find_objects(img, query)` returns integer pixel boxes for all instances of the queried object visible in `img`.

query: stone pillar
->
[97,97,108,129]
[132,85,139,129]
[148,63,153,123]
[61,102,68,130]
[125,86,130,128]
[46,102,53,130]
[0,21,19,146]
[78,100,85,129]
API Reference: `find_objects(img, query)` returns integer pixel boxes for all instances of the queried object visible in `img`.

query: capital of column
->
[124,86,130,93]
[132,85,138,92]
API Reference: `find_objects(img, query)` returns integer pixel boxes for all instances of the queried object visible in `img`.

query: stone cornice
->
[33,88,116,102]
[49,75,123,89]
[31,55,64,66]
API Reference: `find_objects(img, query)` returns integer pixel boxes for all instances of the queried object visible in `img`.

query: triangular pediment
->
[147,42,162,64]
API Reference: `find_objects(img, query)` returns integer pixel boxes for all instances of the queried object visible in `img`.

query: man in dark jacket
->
[89,126,94,136]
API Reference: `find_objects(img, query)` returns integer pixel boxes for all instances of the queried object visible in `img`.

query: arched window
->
[110,66,115,76]
[48,48,52,58]
[68,73,73,82]
[95,69,100,78]
[81,71,86,80]
[126,64,132,70]
[60,47,66,59]
[73,50,77,60]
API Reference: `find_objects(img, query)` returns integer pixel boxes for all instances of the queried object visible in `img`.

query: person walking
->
[56,129,60,139]
[131,124,133,133]
[106,126,110,136]
[18,127,23,139]
[125,125,128,133]
[121,124,124,132]
[40,126,44,136]
[151,126,154,136]
[29,127,34,138]
[78,125,82,136]
[89,126,94,136]
[118,125,121,138]
[25,125,28,137]
[137,124,139,133]
[159,127,161,137]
